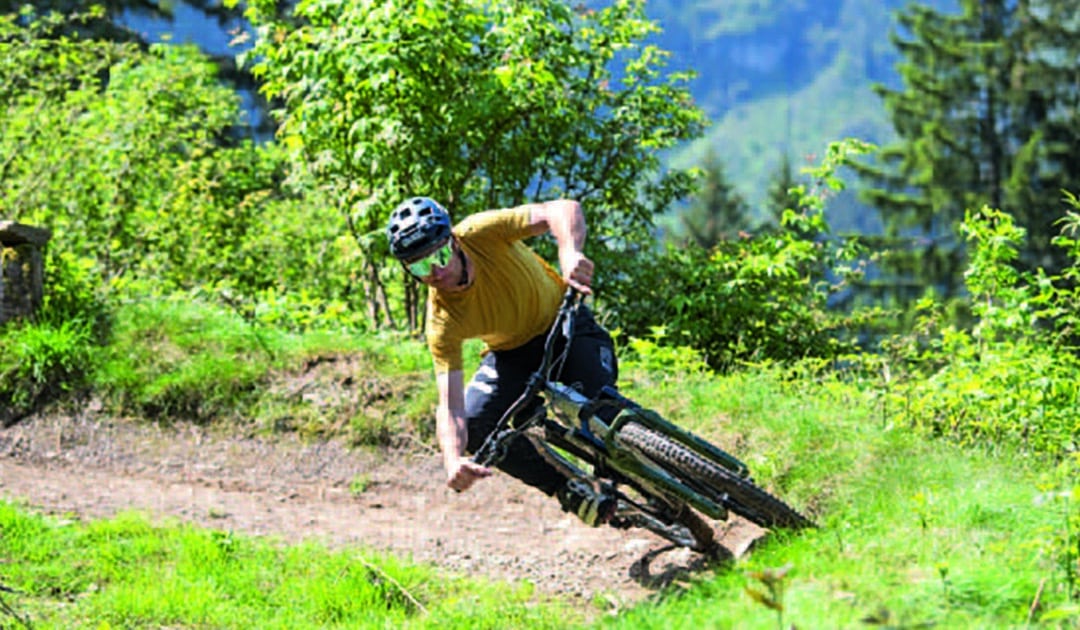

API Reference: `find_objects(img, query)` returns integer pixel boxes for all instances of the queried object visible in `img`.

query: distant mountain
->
[643,0,956,225]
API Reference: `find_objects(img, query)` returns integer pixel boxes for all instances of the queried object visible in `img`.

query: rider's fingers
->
[567,278,593,294]
[447,469,469,491]
[464,462,493,477]
[448,476,472,492]
[447,465,490,492]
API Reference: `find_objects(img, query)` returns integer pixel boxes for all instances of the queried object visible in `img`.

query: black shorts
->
[463,305,618,495]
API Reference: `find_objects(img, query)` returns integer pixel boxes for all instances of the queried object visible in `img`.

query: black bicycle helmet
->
[386,196,452,261]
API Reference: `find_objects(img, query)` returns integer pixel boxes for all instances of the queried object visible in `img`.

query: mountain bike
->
[472,289,815,555]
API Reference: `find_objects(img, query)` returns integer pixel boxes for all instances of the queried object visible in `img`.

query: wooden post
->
[0,220,52,325]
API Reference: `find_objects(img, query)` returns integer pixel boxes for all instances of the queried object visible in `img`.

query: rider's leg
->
[463,345,567,497]
[524,433,617,527]
[547,305,620,525]
[557,305,619,400]
[556,477,616,526]
[463,319,617,526]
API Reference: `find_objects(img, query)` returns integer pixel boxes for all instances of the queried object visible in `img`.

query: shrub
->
[0,319,93,426]
[602,140,876,371]
[879,203,1080,457]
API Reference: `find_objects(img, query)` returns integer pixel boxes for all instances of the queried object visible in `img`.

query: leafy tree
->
[0,1,142,42]
[2,10,360,334]
[0,1,251,50]
[242,0,706,329]
[3,39,240,280]
[606,140,874,371]
[5,0,268,139]
[0,7,130,107]
[674,149,750,248]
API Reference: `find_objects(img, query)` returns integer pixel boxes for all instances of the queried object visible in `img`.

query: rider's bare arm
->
[436,368,491,492]
[525,199,594,293]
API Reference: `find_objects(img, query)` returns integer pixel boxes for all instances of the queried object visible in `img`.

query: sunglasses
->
[406,241,453,278]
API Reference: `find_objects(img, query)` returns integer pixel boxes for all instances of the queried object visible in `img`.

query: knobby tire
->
[616,421,815,530]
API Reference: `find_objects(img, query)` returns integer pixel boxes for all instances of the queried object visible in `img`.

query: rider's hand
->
[446,457,492,493]
[560,250,594,294]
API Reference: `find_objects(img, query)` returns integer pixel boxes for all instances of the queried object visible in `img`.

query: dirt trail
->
[0,409,765,611]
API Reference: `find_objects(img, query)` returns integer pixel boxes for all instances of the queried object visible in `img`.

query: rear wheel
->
[616,421,815,530]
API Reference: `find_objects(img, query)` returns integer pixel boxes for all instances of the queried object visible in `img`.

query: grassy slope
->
[608,367,1076,628]
[3,356,1075,628]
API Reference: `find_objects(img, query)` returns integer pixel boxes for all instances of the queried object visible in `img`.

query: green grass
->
[6,364,1077,628]
[0,506,578,629]
[83,297,434,443]
[0,318,94,422]
[89,297,484,441]
[600,445,1064,628]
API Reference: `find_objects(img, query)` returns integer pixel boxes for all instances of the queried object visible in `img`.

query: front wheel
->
[616,422,815,530]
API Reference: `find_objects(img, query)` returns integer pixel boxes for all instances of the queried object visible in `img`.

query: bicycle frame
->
[473,289,750,523]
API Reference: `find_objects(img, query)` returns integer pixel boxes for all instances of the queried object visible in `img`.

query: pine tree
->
[764,152,801,228]
[854,0,1080,308]
[678,149,751,249]
[853,0,1014,302]
[1004,0,1080,274]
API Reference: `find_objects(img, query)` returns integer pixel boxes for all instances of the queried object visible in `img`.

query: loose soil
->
[0,377,766,616]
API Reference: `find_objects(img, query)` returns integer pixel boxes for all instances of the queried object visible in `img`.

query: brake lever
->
[473,428,516,468]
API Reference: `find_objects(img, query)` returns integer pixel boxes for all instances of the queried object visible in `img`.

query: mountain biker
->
[386,196,618,526]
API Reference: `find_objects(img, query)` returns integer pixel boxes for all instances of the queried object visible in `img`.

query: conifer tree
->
[1003,0,1080,273]
[678,149,750,249]
[764,153,801,228]
[853,1,1013,301]
[855,0,1080,306]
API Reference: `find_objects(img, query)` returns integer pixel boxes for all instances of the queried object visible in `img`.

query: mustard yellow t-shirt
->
[427,208,567,372]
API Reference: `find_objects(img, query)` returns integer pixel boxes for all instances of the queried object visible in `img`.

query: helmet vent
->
[386,196,452,261]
